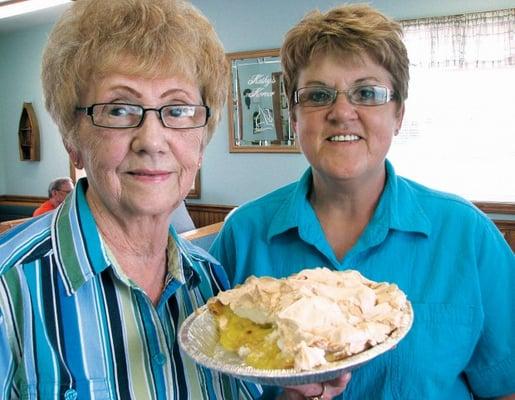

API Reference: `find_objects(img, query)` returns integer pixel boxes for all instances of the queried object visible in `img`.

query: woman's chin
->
[120,201,174,221]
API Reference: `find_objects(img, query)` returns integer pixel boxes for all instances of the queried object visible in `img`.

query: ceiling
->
[0,2,70,34]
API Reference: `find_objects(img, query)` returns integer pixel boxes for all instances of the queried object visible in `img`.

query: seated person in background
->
[210,4,515,400]
[32,176,74,216]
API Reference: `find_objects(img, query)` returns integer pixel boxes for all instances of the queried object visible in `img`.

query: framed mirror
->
[227,49,299,153]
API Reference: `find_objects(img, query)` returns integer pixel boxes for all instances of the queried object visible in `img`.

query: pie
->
[207,267,410,371]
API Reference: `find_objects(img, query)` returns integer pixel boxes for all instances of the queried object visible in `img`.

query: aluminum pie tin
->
[178,301,413,386]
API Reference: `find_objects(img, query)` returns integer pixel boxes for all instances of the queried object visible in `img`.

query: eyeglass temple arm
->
[75,106,93,115]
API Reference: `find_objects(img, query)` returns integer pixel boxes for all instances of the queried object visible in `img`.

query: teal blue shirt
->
[210,160,515,399]
[0,178,262,400]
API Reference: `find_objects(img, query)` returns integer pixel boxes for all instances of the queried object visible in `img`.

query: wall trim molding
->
[2,196,513,217]
[185,203,236,213]
[473,202,515,214]
[495,219,515,229]
[0,195,46,207]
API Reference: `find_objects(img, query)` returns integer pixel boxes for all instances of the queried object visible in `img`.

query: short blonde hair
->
[281,4,409,114]
[42,0,228,146]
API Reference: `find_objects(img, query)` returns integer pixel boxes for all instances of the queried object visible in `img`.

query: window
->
[389,9,514,205]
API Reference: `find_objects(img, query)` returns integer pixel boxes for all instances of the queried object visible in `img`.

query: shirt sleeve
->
[209,221,238,286]
[236,379,266,399]
[206,260,231,292]
[0,306,14,397]
[464,216,515,397]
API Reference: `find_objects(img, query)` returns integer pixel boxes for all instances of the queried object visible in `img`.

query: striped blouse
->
[0,179,262,400]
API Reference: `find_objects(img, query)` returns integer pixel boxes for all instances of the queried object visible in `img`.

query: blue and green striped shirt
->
[0,178,262,399]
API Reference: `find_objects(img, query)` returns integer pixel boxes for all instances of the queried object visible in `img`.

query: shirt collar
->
[103,234,184,287]
[53,178,203,295]
[267,160,431,243]
[382,160,431,236]
[267,168,314,241]
[356,160,431,251]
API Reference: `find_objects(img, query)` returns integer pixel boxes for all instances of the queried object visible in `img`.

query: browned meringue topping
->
[210,267,410,371]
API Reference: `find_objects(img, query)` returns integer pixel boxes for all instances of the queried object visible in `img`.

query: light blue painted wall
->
[0,24,70,197]
[0,0,513,207]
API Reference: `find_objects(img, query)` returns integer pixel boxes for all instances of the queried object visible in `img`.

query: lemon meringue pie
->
[207,267,410,371]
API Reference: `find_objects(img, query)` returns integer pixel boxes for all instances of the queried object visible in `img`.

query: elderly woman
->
[1,1,262,398]
[211,4,515,400]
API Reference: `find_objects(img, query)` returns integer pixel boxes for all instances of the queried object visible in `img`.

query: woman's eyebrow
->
[353,76,382,84]
[300,76,381,87]
[107,85,142,98]
[301,80,329,87]
[160,88,190,99]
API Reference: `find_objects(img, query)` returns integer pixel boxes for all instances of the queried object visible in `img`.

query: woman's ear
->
[394,104,405,135]
[65,142,84,169]
[290,110,298,135]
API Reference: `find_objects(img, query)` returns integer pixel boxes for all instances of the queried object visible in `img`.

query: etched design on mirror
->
[227,49,299,153]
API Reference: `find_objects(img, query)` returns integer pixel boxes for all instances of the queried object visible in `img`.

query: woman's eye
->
[165,106,194,118]
[309,89,332,103]
[168,107,184,118]
[107,106,130,117]
[356,87,376,100]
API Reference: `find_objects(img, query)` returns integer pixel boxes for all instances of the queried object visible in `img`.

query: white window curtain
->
[388,9,514,203]
[401,9,514,68]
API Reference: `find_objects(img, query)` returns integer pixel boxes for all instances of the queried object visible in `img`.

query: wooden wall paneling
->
[495,220,515,252]
[184,203,235,228]
[0,195,46,207]
[474,202,515,214]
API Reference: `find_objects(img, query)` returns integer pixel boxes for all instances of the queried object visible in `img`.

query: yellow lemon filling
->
[209,301,293,369]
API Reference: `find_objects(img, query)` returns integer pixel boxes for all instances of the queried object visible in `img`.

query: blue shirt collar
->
[267,160,431,245]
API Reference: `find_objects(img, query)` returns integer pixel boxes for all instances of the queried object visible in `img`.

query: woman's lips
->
[128,169,172,181]
[327,134,361,142]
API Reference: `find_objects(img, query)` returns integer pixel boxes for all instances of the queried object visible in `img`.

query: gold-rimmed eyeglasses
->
[294,85,397,107]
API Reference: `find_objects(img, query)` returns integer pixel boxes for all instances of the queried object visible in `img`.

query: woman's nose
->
[131,110,169,154]
[327,93,358,122]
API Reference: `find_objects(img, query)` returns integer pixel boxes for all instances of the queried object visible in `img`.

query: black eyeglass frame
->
[293,85,398,107]
[75,103,211,129]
